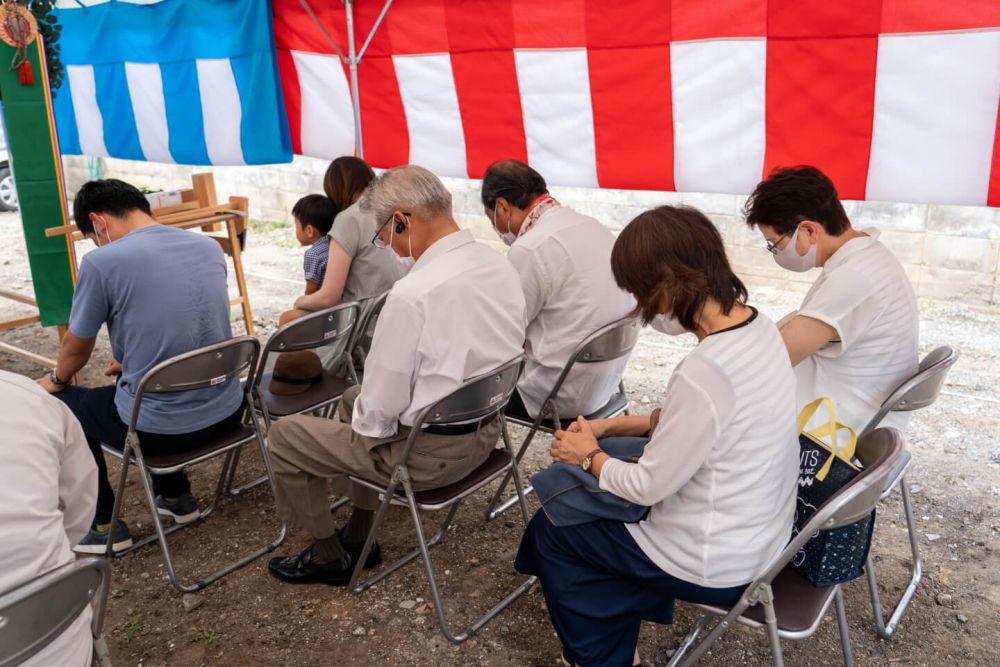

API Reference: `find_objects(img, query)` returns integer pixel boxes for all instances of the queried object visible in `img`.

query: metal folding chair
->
[666,428,905,667]
[0,557,112,667]
[103,336,287,592]
[346,356,536,644]
[486,316,640,519]
[859,346,958,639]
[225,303,361,495]
[343,290,390,381]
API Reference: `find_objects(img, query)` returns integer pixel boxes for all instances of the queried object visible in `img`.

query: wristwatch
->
[581,448,603,473]
[49,369,69,386]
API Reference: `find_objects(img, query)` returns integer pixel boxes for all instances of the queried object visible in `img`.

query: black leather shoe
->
[267,546,354,586]
[337,528,383,570]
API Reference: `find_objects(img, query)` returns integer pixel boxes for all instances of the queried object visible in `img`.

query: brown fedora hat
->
[269,351,323,396]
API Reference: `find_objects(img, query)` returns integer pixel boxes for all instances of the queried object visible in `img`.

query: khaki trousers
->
[267,385,500,539]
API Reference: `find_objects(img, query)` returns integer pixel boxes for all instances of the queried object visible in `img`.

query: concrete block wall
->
[62,155,1000,305]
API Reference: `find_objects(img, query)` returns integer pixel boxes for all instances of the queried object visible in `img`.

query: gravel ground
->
[0,212,997,666]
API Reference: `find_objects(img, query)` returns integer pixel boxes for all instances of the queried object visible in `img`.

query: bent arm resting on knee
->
[294,239,352,311]
[41,331,96,391]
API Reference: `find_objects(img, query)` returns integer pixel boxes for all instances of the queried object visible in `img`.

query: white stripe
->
[291,51,356,160]
[393,54,468,178]
[195,59,244,165]
[866,31,1000,206]
[514,49,598,188]
[671,39,766,195]
[123,62,172,163]
[65,65,109,157]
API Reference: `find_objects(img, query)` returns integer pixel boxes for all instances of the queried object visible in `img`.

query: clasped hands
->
[551,417,608,466]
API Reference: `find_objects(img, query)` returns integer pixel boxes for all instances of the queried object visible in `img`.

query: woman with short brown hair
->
[515,205,800,666]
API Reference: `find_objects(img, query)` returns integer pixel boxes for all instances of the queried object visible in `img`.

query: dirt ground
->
[1,211,998,666]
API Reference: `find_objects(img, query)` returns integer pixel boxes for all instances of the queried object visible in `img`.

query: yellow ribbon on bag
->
[798,397,858,482]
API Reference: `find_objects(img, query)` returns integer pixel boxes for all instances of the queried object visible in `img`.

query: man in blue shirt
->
[38,179,243,554]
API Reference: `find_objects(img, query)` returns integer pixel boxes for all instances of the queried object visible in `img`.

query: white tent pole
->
[344,0,364,158]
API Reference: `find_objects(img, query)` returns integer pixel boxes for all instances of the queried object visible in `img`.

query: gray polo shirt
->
[69,224,242,433]
[328,201,407,303]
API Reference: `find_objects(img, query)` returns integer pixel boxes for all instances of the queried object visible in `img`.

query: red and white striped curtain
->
[273,0,1000,207]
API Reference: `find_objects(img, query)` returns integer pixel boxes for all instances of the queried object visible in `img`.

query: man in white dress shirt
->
[481,160,635,421]
[267,165,527,586]
[744,165,919,433]
[0,370,97,666]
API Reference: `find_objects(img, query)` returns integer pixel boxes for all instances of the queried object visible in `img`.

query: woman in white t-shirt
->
[743,165,919,433]
[515,206,800,667]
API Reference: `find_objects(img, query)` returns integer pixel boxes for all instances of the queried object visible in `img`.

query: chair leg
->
[350,495,459,593]
[500,419,532,525]
[666,614,711,667]
[400,474,533,644]
[348,477,402,592]
[834,587,855,667]
[485,425,540,520]
[92,636,112,667]
[867,475,922,639]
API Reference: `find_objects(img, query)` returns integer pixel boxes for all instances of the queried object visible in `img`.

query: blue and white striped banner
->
[52,0,292,166]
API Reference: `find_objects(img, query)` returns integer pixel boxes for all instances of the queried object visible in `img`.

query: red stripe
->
[276,49,302,156]
[351,1,409,168]
[988,102,1000,207]
[585,0,674,190]
[446,0,527,178]
[672,0,766,41]
[882,0,1000,34]
[764,1,882,199]
[387,0,449,54]
[511,0,586,48]
[271,0,348,54]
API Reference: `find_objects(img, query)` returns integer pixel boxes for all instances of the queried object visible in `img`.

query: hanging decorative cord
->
[0,0,37,85]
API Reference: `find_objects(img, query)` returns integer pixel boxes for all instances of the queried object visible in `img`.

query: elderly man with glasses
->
[266,165,527,586]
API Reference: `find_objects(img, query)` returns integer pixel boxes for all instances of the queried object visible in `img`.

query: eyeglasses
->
[371,211,411,248]
[765,233,789,255]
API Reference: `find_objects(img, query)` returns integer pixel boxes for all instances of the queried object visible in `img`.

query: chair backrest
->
[254,302,361,384]
[417,356,525,427]
[129,336,260,432]
[860,346,959,436]
[349,291,390,352]
[749,428,904,591]
[543,317,640,406]
[264,302,361,357]
[0,558,111,667]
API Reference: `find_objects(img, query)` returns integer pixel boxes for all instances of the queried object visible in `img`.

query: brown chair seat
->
[258,371,353,417]
[144,425,257,470]
[412,449,512,506]
[742,566,838,634]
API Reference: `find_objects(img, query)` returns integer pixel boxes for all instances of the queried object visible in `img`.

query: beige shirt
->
[328,201,407,303]
[352,230,527,437]
[0,371,97,667]
[507,205,635,418]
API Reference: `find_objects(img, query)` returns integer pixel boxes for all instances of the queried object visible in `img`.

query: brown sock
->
[311,534,346,565]
[340,508,375,544]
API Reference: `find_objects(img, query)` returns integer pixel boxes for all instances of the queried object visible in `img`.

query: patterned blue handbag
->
[792,398,876,587]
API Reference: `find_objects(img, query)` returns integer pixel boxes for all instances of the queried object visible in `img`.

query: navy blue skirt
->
[516,512,746,667]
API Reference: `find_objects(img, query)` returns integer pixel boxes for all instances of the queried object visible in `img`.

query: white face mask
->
[773,223,817,272]
[91,217,113,247]
[649,313,687,336]
[388,218,416,270]
[492,205,517,246]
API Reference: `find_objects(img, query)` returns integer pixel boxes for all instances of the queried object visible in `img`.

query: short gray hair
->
[359,165,453,224]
